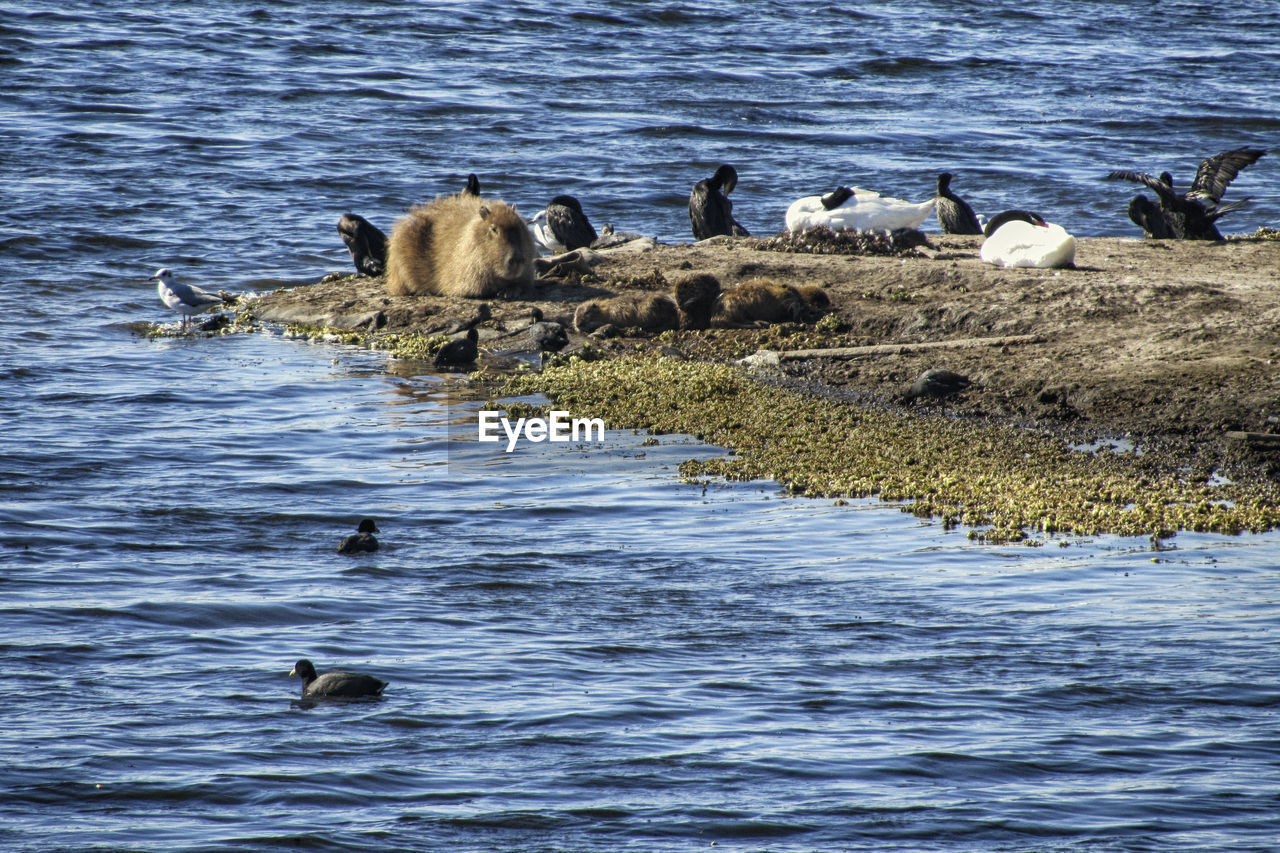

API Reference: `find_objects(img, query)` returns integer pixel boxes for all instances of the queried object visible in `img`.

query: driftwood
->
[738,333,1044,369]
[1225,431,1280,448]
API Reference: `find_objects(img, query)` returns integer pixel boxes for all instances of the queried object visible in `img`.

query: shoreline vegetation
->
[162,228,1280,543]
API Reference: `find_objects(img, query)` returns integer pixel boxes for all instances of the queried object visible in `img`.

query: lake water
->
[3,3,1280,850]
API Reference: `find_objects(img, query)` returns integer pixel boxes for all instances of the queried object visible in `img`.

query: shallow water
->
[4,2,1280,850]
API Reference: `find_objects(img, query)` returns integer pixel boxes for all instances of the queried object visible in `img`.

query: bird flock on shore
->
[153,145,1269,332]
[148,148,1268,701]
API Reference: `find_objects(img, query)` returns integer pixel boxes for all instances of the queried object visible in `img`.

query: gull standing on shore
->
[150,268,227,331]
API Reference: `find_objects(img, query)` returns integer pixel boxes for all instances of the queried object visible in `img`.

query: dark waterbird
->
[821,186,854,210]
[905,368,973,414]
[982,209,1046,238]
[935,173,983,235]
[1128,187,1175,239]
[290,659,387,699]
[532,195,598,252]
[461,173,481,197]
[337,213,387,276]
[435,327,479,367]
[689,164,750,241]
[337,518,379,554]
[1107,147,1266,240]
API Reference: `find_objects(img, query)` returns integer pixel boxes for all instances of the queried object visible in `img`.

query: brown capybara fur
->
[793,284,830,311]
[711,278,804,326]
[711,278,829,326]
[385,194,535,298]
[573,292,681,334]
[672,273,722,330]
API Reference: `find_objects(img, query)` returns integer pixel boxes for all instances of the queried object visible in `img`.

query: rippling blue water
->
[3,3,1280,850]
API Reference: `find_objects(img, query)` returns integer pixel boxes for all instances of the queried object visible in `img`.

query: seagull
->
[935,173,983,235]
[905,368,973,415]
[150,268,228,332]
[1106,147,1266,240]
[689,164,750,241]
[530,195,598,252]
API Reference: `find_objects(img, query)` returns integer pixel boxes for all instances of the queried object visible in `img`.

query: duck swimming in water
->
[979,211,1076,269]
[785,185,936,234]
[530,195,598,252]
[1106,147,1266,240]
[689,164,750,241]
[935,173,983,235]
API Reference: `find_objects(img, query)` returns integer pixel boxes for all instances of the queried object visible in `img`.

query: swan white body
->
[979,220,1076,269]
[150,268,225,330]
[785,187,936,233]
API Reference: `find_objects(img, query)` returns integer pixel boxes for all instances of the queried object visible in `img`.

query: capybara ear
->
[478,205,491,219]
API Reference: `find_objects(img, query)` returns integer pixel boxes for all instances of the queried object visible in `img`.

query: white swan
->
[979,212,1076,269]
[785,186,936,233]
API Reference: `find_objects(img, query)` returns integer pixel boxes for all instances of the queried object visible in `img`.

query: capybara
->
[793,284,830,311]
[573,292,681,334]
[385,194,535,298]
[711,278,829,326]
[672,273,722,330]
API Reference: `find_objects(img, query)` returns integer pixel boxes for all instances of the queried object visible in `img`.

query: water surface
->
[3,3,1280,850]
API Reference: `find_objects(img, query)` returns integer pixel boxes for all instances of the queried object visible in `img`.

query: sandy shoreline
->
[249,232,1280,447]
[218,229,1280,538]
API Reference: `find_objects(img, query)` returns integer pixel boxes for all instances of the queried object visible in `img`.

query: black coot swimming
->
[337,518,379,554]
[290,659,387,699]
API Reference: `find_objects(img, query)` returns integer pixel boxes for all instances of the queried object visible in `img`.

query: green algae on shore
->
[488,355,1280,543]
[276,324,452,361]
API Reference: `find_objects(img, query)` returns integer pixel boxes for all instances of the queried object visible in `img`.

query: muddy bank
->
[250,232,1280,450]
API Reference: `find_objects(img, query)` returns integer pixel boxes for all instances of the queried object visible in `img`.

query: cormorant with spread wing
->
[1107,147,1266,239]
